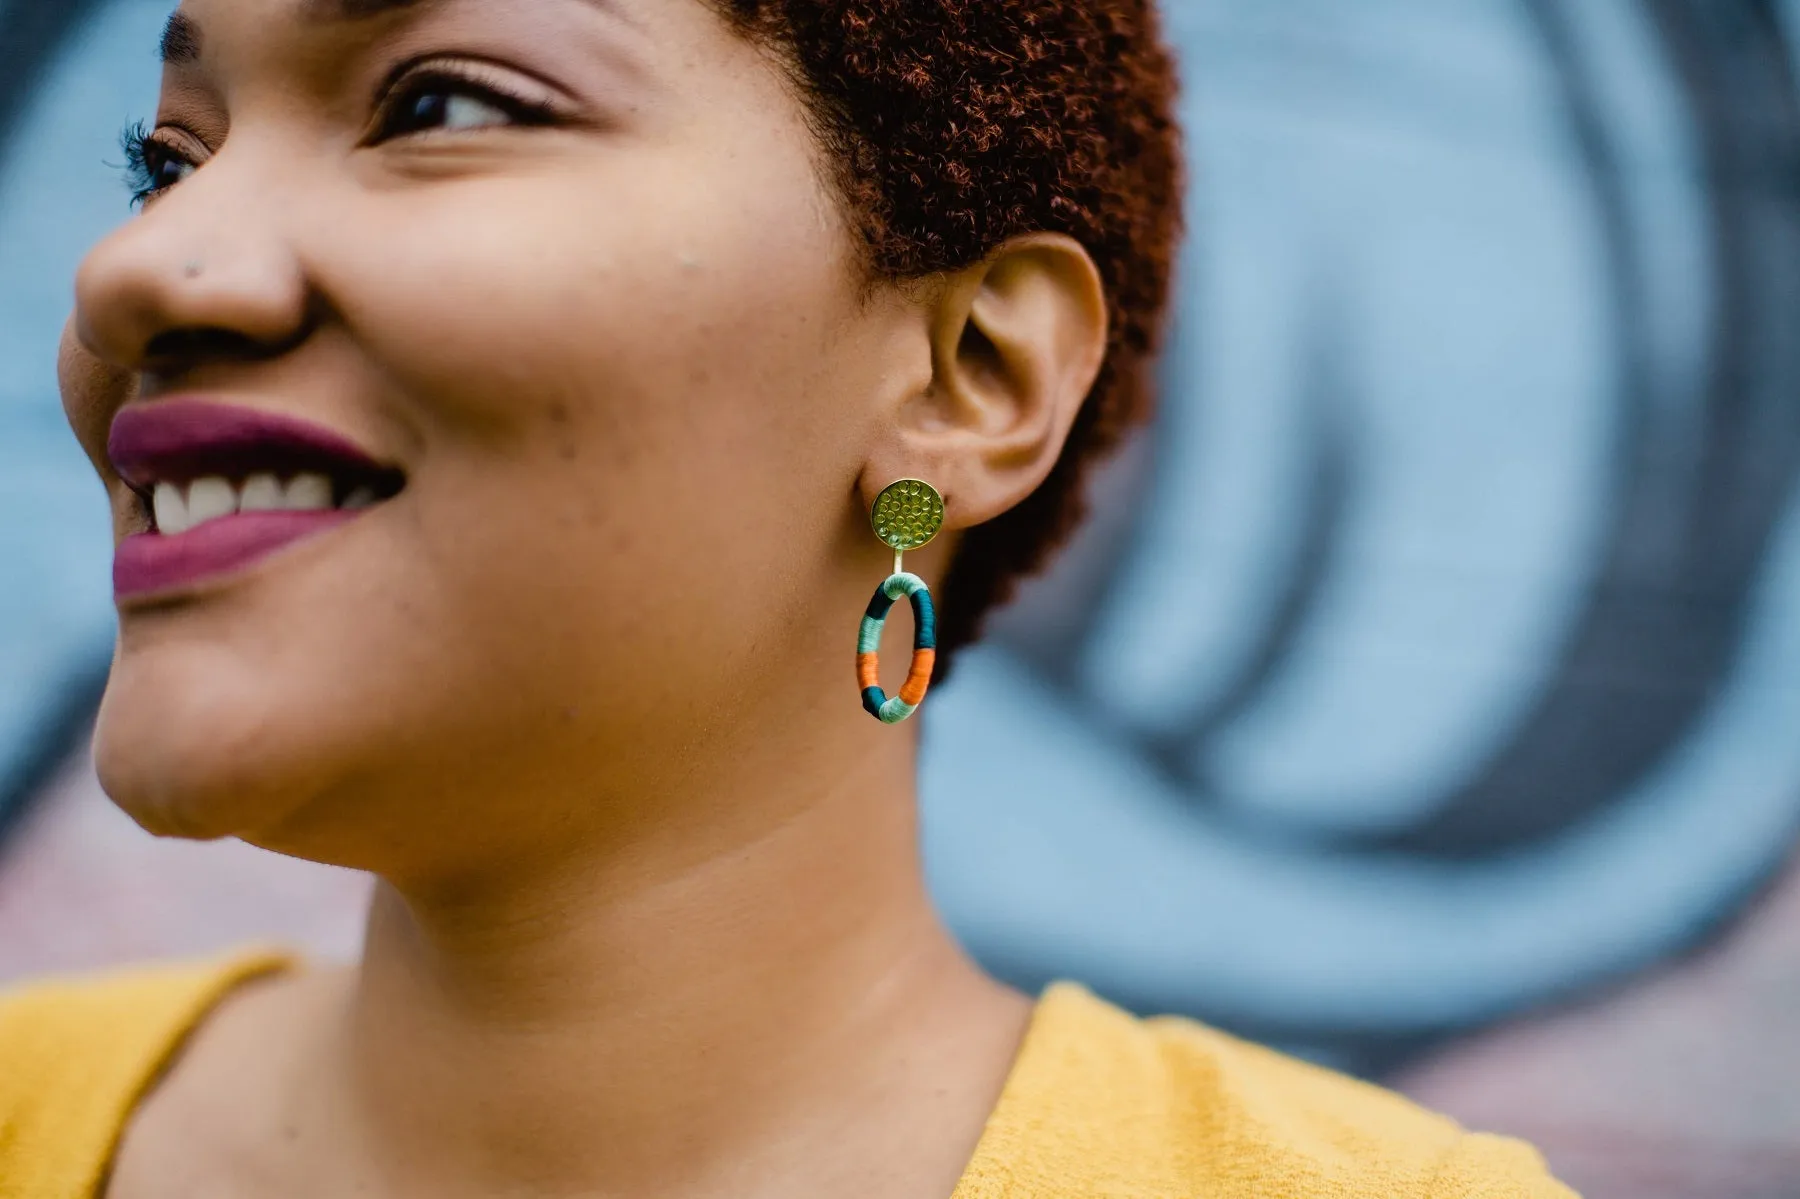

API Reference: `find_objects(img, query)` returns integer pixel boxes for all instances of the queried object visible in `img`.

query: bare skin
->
[57,0,1109,1195]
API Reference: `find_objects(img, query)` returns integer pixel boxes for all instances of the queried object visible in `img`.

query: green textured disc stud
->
[871,479,945,552]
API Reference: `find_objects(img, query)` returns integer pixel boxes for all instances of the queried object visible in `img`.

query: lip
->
[114,511,362,603]
[107,399,402,604]
[108,398,395,491]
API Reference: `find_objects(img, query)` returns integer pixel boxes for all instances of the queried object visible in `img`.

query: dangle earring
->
[856,479,945,724]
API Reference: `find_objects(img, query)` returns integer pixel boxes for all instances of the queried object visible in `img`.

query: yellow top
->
[0,953,1577,1199]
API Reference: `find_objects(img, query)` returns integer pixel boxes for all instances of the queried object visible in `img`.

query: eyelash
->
[118,68,564,208]
[119,119,172,209]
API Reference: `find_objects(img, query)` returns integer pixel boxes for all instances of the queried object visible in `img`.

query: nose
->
[72,140,312,379]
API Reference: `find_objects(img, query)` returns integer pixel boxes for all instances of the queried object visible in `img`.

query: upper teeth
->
[151,472,361,536]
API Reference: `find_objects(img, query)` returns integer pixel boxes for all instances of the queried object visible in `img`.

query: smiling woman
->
[0,1,1576,1197]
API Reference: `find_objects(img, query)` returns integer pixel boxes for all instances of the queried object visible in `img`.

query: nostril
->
[142,325,277,374]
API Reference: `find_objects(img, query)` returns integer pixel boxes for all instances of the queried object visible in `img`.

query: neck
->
[302,731,1027,1199]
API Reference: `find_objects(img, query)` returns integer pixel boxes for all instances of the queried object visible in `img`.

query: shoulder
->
[1131,999,1577,1198]
[0,950,289,1068]
[0,951,292,1196]
[956,983,1579,1199]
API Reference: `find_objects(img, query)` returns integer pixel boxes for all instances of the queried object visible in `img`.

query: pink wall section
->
[1399,859,1800,1197]
[0,750,368,988]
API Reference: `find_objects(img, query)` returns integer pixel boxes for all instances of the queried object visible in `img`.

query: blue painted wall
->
[4,0,1797,1073]
[921,0,1800,1070]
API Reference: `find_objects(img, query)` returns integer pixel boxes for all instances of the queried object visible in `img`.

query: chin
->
[91,650,332,845]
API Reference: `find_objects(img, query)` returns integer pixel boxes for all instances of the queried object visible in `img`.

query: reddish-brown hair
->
[721,0,1184,670]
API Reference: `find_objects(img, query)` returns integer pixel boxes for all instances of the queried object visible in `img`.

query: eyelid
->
[136,124,212,194]
[148,124,211,162]
[365,56,573,142]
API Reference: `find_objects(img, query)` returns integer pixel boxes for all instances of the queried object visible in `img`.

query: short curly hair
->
[720,0,1184,671]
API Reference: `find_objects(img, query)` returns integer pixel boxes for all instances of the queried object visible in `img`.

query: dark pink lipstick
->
[108,399,403,604]
[113,510,363,602]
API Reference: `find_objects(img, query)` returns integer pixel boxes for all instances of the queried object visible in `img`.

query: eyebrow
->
[298,0,636,25]
[161,0,632,65]
[296,0,443,22]
[160,12,203,64]
[160,0,438,63]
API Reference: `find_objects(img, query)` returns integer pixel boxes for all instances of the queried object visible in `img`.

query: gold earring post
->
[870,479,945,576]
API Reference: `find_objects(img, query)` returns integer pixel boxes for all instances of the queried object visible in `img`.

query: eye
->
[387,88,509,137]
[119,120,201,208]
[371,69,561,144]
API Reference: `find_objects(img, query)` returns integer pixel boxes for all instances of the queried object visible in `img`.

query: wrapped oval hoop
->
[856,480,945,724]
[857,573,937,723]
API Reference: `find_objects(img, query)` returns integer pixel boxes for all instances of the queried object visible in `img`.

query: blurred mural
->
[2,1,1798,1196]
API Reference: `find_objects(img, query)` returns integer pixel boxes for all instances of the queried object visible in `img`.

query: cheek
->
[336,153,856,450]
[296,164,874,725]
[59,321,131,480]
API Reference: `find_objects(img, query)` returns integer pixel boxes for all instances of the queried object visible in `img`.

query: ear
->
[859,233,1108,530]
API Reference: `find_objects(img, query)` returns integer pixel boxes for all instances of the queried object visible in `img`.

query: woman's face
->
[61,0,930,868]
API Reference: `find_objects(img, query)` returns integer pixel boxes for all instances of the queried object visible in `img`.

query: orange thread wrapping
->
[899,649,936,707]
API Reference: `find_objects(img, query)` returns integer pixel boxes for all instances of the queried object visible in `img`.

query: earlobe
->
[872,234,1108,532]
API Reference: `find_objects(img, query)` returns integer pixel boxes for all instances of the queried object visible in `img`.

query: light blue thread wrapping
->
[858,615,885,655]
[879,697,919,723]
[884,572,928,600]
